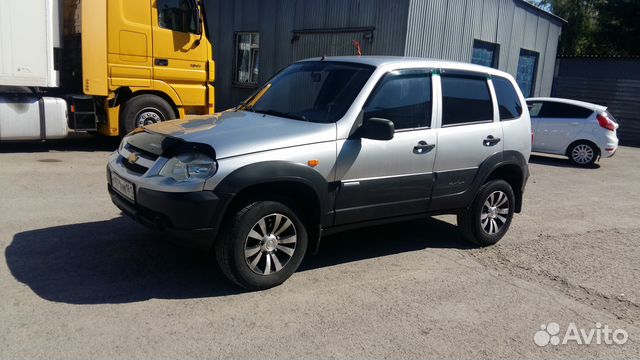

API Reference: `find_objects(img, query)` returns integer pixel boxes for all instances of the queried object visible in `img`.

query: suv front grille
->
[122,159,149,175]
[118,143,160,176]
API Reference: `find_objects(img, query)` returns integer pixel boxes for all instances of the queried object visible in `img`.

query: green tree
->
[530,0,640,56]
[595,0,640,56]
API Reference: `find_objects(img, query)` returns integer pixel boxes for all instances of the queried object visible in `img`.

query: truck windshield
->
[239,61,375,123]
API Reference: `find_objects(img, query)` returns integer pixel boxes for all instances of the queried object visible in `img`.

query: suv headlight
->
[159,153,218,182]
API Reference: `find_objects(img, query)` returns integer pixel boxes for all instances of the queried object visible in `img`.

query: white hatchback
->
[526,97,619,167]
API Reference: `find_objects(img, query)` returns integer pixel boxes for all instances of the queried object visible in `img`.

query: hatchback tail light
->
[597,114,616,132]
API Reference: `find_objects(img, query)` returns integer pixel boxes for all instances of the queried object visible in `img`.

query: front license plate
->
[111,171,135,203]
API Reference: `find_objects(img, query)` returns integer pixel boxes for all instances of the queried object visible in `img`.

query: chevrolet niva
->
[108,57,531,290]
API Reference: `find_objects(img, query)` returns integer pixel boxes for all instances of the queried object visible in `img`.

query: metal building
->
[205,0,565,110]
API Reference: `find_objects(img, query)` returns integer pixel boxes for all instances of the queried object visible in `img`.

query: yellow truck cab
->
[0,0,215,141]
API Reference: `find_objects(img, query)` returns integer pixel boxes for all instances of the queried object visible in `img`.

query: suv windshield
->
[239,61,375,123]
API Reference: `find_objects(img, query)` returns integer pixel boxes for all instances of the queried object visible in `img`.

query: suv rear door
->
[430,71,503,210]
[334,69,437,225]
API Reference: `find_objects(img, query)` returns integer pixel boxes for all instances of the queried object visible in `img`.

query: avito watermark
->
[534,322,628,347]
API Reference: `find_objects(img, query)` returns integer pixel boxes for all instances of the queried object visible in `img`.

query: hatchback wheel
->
[215,200,308,290]
[458,180,515,246]
[568,141,598,167]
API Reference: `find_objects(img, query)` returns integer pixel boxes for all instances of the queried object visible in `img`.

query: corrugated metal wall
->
[206,0,410,110]
[553,58,640,146]
[405,0,562,97]
[206,0,562,110]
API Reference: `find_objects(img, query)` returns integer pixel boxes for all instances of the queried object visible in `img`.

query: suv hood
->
[141,111,336,159]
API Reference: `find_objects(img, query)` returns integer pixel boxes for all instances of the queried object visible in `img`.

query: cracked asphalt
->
[1,136,638,359]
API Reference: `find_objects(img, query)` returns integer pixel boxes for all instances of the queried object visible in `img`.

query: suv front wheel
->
[215,200,308,290]
[458,180,515,247]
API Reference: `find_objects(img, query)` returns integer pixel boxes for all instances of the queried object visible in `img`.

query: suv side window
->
[441,75,494,126]
[492,76,523,121]
[158,0,198,34]
[365,70,432,131]
[537,102,594,119]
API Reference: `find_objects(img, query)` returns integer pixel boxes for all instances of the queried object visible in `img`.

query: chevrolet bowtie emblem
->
[127,152,140,164]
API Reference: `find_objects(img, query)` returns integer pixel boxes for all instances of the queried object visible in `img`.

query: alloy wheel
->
[244,213,297,276]
[481,191,510,235]
[572,144,595,164]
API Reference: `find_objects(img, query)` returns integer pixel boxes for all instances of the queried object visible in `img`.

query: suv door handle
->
[414,141,436,154]
[483,136,501,147]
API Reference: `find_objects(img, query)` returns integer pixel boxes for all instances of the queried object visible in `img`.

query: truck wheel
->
[215,200,308,290]
[121,94,176,135]
[457,180,515,247]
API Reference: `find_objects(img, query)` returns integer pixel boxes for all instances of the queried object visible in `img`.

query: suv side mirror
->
[358,118,395,141]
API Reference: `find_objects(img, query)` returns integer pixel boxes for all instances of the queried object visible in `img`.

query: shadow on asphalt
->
[0,133,120,153]
[529,154,600,169]
[6,216,472,304]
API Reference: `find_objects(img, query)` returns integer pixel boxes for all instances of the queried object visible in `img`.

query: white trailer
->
[0,0,69,140]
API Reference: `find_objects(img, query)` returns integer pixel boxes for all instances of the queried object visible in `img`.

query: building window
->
[234,33,260,86]
[471,40,499,68]
[516,49,539,98]
[157,0,198,34]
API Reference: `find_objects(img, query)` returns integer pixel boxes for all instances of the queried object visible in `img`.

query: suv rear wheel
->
[458,180,515,246]
[215,200,308,290]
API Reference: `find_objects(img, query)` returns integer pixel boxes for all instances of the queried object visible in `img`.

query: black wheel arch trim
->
[472,150,529,213]
[211,161,334,237]
[429,150,529,213]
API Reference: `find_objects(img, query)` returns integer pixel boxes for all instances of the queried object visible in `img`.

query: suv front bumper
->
[108,182,222,250]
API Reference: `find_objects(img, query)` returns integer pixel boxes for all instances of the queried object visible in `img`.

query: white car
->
[526,97,619,167]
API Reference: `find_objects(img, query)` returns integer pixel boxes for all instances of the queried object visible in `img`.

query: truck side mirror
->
[192,0,203,36]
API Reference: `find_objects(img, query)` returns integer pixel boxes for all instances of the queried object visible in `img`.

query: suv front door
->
[334,69,437,225]
[430,72,504,210]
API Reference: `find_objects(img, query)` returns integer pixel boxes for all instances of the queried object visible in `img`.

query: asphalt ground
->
[1,135,638,359]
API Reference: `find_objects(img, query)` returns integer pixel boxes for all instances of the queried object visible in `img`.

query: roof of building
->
[516,0,568,24]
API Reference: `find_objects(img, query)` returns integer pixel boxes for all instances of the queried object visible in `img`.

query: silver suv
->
[108,57,531,290]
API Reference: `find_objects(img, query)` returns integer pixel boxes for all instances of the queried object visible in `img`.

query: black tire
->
[215,200,308,290]
[120,94,176,135]
[457,180,515,247]
[567,141,598,167]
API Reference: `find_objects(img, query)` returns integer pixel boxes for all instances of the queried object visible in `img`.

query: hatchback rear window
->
[530,102,594,119]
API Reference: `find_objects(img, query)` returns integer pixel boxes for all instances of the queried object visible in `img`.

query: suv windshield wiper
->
[254,109,308,122]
